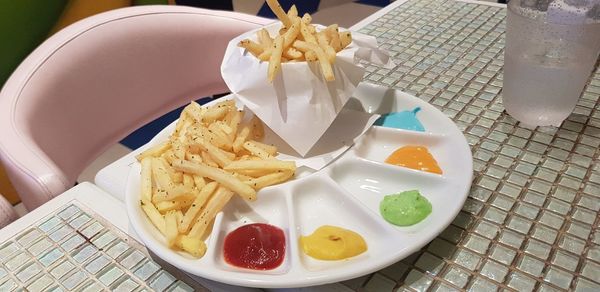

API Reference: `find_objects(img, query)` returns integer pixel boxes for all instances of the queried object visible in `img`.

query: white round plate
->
[125,82,473,288]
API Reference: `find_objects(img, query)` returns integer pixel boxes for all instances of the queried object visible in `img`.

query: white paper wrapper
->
[221,23,392,157]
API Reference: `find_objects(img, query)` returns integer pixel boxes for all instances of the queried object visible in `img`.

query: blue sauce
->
[375,107,425,132]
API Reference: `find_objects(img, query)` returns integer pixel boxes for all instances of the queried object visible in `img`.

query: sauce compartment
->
[289,175,392,272]
[211,188,292,274]
[353,126,448,177]
[329,158,457,232]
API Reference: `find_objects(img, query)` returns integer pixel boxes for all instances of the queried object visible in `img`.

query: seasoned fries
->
[238,0,353,82]
[137,100,296,258]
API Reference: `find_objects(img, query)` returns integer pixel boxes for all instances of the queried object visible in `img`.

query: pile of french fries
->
[136,99,296,258]
[238,0,353,82]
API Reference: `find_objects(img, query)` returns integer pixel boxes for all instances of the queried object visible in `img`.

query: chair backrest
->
[0,6,271,210]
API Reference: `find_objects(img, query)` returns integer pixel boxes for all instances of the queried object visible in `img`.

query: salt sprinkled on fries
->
[136,100,296,258]
[238,0,352,82]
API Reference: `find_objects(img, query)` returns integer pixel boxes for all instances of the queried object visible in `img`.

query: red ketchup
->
[223,223,286,270]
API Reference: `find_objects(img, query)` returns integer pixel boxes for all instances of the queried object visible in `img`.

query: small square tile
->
[559,234,586,255]
[148,270,177,292]
[546,199,571,215]
[442,266,471,289]
[538,211,564,229]
[514,202,540,220]
[49,224,73,243]
[566,221,592,240]
[111,278,139,292]
[63,271,86,290]
[91,231,117,249]
[98,265,125,287]
[85,254,111,275]
[50,260,75,279]
[0,241,18,260]
[532,224,559,244]
[380,261,410,281]
[17,228,43,247]
[26,274,54,291]
[544,266,573,289]
[482,207,507,224]
[473,220,500,239]
[38,219,63,238]
[480,260,508,282]
[462,234,491,254]
[6,252,31,271]
[133,259,161,281]
[364,273,396,292]
[499,229,525,249]
[587,244,600,262]
[524,239,552,260]
[468,277,498,292]
[574,277,600,291]
[58,205,81,220]
[507,271,537,292]
[581,260,600,280]
[16,262,42,282]
[39,249,63,267]
[452,248,481,271]
[119,250,146,270]
[490,244,517,265]
[71,243,97,265]
[415,252,445,276]
[517,255,545,277]
[551,250,579,272]
[507,215,532,234]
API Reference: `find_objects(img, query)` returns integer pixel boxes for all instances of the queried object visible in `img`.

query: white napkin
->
[221,23,393,157]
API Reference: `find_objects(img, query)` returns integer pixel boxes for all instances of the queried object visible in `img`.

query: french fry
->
[152,185,194,203]
[225,159,296,173]
[164,211,178,247]
[156,198,194,213]
[287,4,297,19]
[283,17,301,48]
[244,170,294,190]
[136,141,170,161]
[300,20,317,44]
[160,157,183,184]
[248,140,278,156]
[238,39,265,59]
[266,0,292,28]
[179,182,218,234]
[188,186,234,238]
[293,40,335,81]
[268,36,284,82]
[243,141,272,159]
[233,126,251,153]
[138,97,296,258]
[317,33,336,63]
[141,199,166,235]
[251,116,264,140]
[172,160,257,201]
[177,235,207,258]
[193,175,206,189]
[140,157,153,202]
[200,151,219,168]
[152,158,174,192]
[191,137,232,168]
[256,28,273,49]
[339,31,352,48]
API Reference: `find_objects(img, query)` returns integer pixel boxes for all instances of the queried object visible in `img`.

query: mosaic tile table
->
[88,0,600,291]
[341,0,600,291]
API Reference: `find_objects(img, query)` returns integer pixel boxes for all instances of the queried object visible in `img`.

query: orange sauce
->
[385,146,442,174]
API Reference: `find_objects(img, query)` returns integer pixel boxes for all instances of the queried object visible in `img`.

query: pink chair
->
[0,6,271,214]
[0,195,17,228]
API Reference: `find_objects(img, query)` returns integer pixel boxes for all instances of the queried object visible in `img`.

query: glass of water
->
[502,0,600,128]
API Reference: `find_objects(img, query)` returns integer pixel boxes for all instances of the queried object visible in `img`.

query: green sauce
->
[380,190,432,226]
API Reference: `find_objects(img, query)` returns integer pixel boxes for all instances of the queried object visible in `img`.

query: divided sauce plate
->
[125,82,473,288]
